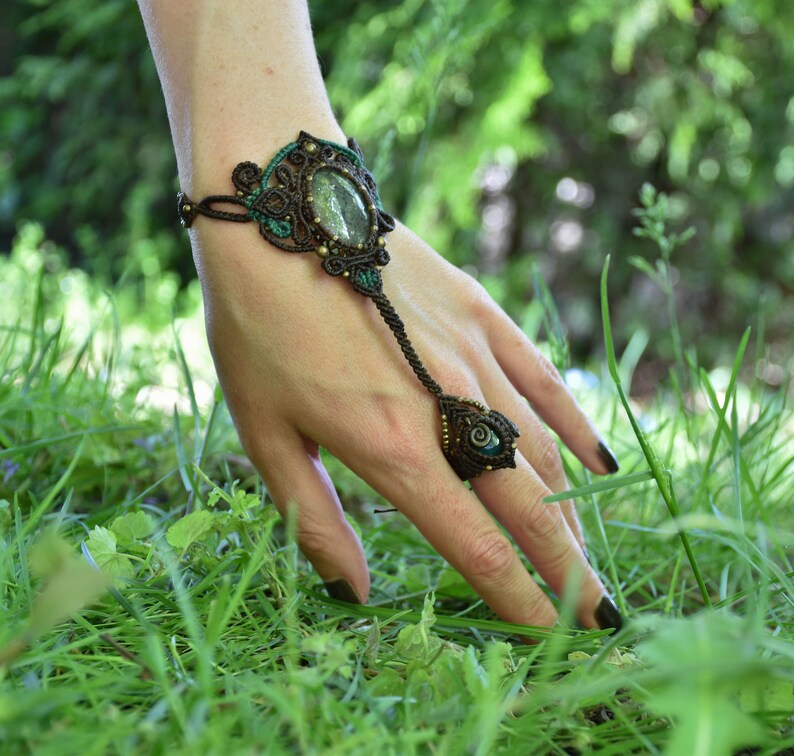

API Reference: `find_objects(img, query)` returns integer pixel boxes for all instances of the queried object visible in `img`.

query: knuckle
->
[534,433,564,481]
[536,356,564,396]
[296,519,336,557]
[523,499,564,545]
[465,531,517,585]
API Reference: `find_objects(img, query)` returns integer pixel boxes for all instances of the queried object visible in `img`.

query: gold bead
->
[314,217,321,224]
[332,235,339,242]
[441,415,447,420]
[343,271,350,278]
[511,443,517,449]
[316,245,329,258]
[377,237,386,247]
[357,243,364,250]
[236,190,244,197]
[486,465,493,471]
[305,141,318,153]
[375,265,382,271]
[183,204,191,212]
[368,204,376,211]
[307,195,313,203]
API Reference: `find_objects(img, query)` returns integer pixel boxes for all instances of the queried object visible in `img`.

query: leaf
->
[395,592,443,662]
[166,510,217,551]
[110,511,155,542]
[85,526,134,578]
[11,533,111,643]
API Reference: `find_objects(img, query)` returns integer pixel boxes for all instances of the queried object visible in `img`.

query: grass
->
[1,206,793,755]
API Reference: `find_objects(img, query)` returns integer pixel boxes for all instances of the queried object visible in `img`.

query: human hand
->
[190,216,623,631]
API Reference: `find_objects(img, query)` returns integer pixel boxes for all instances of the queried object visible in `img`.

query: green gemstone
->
[311,169,370,246]
[470,424,503,456]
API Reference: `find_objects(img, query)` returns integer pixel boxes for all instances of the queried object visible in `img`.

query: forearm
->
[137,0,345,195]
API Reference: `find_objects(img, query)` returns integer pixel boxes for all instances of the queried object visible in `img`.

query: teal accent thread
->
[317,138,363,168]
[356,268,380,290]
[264,218,292,238]
[261,142,299,186]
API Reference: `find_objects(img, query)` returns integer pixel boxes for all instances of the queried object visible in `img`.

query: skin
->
[138,0,620,629]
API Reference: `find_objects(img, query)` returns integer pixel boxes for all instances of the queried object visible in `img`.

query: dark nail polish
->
[597,441,620,474]
[324,579,362,604]
[595,595,624,632]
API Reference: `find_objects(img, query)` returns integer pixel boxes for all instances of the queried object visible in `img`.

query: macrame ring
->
[177,131,520,480]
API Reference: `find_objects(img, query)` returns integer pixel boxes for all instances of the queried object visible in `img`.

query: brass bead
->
[332,235,339,242]
[441,415,447,420]
[342,271,350,278]
[511,443,517,449]
[375,265,382,271]
[486,465,493,471]
[316,245,329,258]
[307,195,313,203]
[357,243,364,250]
[368,204,376,211]
[314,217,321,224]
[183,204,191,212]
[236,190,244,197]
[376,236,386,247]
[304,141,318,153]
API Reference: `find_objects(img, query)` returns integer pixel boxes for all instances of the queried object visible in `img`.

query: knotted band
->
[178,132,519,480]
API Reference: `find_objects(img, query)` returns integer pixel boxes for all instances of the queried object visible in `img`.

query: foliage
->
[1,0,793,370]
[0,211,792,753]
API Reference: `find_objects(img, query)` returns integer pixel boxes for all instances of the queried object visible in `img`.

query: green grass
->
[1,215,793,756]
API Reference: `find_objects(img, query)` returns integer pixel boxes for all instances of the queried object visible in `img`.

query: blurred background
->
[1,0,792,394]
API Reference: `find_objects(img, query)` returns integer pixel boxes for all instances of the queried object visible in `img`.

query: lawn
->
[1,215,793,755]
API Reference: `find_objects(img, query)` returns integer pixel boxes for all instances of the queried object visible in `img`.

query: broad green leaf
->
[86,526,134,579]
[166,510,217,551]
[111,511,155,542]
[395,592,442,661]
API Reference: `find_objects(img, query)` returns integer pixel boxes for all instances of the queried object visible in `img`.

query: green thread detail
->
[261,142,299,186]
[264,218,292,238]
[356,268,380,290]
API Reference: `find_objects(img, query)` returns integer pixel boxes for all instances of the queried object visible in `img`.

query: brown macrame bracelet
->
[178,131,519,480]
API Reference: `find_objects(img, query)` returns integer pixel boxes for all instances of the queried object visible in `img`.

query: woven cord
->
[370,290,443,397]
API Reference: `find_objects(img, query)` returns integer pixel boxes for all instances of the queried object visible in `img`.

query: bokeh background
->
[1,0,792,393]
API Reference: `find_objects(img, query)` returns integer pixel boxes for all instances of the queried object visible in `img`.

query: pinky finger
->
[248,431,370,605]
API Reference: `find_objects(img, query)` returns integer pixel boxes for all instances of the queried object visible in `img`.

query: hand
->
[190,216,623,631]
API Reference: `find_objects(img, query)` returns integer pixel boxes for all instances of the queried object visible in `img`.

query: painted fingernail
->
[324,579,362,604]
[595,595,624,632]
[597,441,620,474]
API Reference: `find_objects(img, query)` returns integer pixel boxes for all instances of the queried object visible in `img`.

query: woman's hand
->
[191,217,623,631]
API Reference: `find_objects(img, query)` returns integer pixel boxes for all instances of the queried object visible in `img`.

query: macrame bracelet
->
[178,131,519,480]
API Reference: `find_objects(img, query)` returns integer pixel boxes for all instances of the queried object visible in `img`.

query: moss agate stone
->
[311,169,370,246]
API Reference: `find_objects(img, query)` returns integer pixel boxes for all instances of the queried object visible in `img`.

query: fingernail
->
[595,595,624,632]
[324,579,362,604]
[596,441,620,474]
[582,546,591,564]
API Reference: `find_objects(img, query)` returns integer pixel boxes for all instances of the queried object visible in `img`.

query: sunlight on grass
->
[0,212,792,753]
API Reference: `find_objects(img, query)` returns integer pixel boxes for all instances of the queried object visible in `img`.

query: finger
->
[327,432,558,628]
[480,368,586,551]
[486,311,620,476]
[471,450,621,631]
[247,428,370,604]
